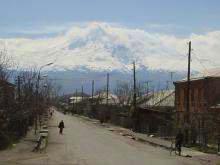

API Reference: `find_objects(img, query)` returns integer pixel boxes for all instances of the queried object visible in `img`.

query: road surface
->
[0,110,201,165]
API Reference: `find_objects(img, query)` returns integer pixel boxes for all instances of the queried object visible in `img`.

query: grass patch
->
[0,132,22,150]
[0,132,12,150]
[190,144,217,154]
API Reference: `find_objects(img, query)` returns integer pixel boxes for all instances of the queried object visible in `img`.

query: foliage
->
[0,132,11,150]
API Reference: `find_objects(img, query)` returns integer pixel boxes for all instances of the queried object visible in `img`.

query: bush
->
[0,132,11,150]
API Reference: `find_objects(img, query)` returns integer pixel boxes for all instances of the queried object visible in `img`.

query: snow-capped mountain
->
[1,22,220,93]
[1,22,219,72]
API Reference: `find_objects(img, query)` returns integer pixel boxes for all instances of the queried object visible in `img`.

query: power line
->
[191,50,219,70]
[191,52,208,73]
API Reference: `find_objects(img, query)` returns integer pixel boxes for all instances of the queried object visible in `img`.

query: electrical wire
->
[191,52,209,73]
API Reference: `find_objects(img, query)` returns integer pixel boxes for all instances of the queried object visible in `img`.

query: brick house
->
[174,75,220,117]
[174,69,220,144]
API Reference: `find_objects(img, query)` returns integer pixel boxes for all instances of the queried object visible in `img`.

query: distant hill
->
[46,69,186,95]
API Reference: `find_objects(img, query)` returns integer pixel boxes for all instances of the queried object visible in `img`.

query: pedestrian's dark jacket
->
[176,132,184,144]
[59,121,64,129]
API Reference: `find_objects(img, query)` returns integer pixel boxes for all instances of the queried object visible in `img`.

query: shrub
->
[0,131,11,150]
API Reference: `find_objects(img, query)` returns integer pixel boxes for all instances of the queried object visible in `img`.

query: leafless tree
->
[114,81,132,105]
[0,48,14,81]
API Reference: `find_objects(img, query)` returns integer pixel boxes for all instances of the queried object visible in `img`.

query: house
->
[139,90,175,110]
[137,90,175,136]
[69,92,90,104]
[69,96,83,104]
[93,92,119,105]
[174,69,220,144]
[174,69,220,120]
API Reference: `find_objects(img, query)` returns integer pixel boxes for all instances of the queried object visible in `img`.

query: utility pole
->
[17,76,21,102]
[138,82,141,97]
[133,62,137,109]
[72,90,74,111]
[81,85,84,101]
[75,89,78,103]
[92,80,94,102]
[185,41,191,145]
[170,72,175,82]
[170,72,175,89]
[34,73,40,135]
[75,89,78,113]
[145,81,151,96]
[166,80,170,90]
[34,62,53,134]
[132,62,138,131]
[106,73,109,105]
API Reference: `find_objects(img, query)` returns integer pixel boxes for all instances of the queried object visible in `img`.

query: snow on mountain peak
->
[0,22,220,72]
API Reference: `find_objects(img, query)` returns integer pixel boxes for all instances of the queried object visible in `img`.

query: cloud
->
[0,22,219,72]
[144,23,192,36]
[145,23,186,30]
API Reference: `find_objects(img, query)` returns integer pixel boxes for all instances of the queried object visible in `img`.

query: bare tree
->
[114,81,132,105]
[0,48,14,81]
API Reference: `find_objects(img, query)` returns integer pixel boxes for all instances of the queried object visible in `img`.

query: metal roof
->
[175,68,220,83]
[139,90,175,108]
[93,92,119,104]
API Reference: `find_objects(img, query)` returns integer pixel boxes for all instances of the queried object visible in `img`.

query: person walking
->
[175,129,184,156]
[58,120,65,134]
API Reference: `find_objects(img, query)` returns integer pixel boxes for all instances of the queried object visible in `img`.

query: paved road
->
[0,110,201,165]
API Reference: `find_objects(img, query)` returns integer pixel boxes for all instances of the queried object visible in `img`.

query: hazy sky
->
[0,0,219,73]
[1,0,220,37]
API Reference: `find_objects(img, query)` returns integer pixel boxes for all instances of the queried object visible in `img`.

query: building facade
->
[174,76,220,144]
[174,77,220,114]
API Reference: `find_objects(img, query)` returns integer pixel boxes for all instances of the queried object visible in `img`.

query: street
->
[0,111,203,165]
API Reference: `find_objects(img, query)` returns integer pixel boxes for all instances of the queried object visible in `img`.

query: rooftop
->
[175,68,220,83]
[139,90,175,108]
